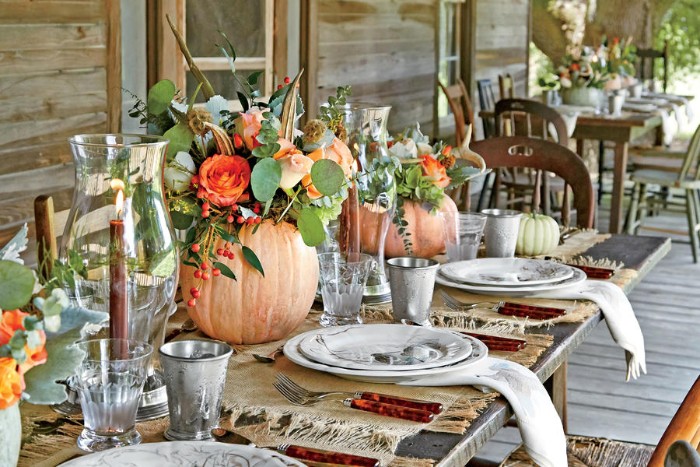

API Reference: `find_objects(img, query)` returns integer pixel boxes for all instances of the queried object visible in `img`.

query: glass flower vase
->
[58,134,178,420]
[343,104,397,304]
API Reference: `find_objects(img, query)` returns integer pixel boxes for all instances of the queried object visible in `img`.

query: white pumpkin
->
[516,213,560,256]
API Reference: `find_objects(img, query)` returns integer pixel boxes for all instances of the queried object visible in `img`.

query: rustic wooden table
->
[394,234,671,466]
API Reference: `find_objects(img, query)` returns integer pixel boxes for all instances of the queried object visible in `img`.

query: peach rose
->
[0,310,48,373]
[195,154,251,207]
[274,139,314,190]
[0,358,22,409]
[420,155,451,188]
[234,108,266,151]
[307,138,354,178]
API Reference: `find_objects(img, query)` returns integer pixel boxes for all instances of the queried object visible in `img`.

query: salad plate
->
[436,267,587,297]
[297,324,472,371]
[440,258,575,287]
[284,326,488,384]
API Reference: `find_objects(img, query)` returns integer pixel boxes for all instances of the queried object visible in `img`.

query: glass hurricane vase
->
[343,103,396,304]
[59,134,178,420]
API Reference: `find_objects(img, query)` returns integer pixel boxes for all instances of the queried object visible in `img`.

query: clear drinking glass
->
[75,339,152,452]
[442,212,487,262]
[159,340,233,441]
[318,252,373,326]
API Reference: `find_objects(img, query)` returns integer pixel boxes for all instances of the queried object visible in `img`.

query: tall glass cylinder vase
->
[59,134,178,420]
[343,104,396,304]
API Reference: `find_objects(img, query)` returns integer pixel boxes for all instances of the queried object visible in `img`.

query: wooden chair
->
[34,195,70,279]
[471,136,595,228]
[438,79,481,211]
[636,40,669,93]
[493,376,700,467]
[438,78,476,147]
[490,99,574,223]
[476,79,497,139]
[626,124,700,262]
[498,73,515,100]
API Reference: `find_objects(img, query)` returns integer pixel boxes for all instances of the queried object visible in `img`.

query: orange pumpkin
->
[360,196,458,259]
[180,220,319,344]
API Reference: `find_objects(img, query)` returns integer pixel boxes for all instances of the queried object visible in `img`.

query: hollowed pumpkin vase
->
[180,220,319,345]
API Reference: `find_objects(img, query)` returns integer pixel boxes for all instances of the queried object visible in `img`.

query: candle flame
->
[115,189,124,219]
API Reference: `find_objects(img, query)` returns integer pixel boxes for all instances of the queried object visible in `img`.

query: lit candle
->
[109,179,128,341]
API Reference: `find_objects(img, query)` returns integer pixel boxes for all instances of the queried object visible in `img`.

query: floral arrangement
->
[0,227,104,410]
[556,46,610,89]
[387,124,483,251]
[605,36,637,77]
[131,21,352,308]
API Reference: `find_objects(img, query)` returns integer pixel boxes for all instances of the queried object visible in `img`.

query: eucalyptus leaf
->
[251,158,282,202]
[310,159,345,196]
[241,246,264,277]
[147,80,177,115]
[163,123,194,160]
[297,209,325,247]
[0,260,35,310]
[0,224,28,264]
[170,211,195,230]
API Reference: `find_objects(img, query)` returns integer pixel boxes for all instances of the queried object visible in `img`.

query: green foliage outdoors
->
[656,0,700,84]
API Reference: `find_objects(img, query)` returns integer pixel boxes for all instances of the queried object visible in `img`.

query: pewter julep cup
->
[75,339,152,452]
[482,209,522,258]
[386,257,440,327]
[159,340,233,441]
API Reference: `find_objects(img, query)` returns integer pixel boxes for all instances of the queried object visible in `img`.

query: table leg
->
[610,141,629,233]
[545,361,568,432]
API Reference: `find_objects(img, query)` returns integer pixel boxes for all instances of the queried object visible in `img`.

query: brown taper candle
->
[109,188,128,341]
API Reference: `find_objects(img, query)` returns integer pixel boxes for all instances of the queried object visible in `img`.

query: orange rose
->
[274,139,314,190]
[420,155,451,188]
[0,357,22,409]
[195,154,251,207]
[234,108,265,151]
[0,310,48,373]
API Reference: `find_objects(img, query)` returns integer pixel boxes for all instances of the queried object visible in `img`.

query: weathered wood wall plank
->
[0,0,116,258]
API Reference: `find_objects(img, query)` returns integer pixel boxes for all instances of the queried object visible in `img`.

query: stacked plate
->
[284,324,488,383]
[436,258,585,297]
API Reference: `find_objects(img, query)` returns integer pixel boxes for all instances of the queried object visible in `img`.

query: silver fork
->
[274,373,443,413]
[440,291,504,311]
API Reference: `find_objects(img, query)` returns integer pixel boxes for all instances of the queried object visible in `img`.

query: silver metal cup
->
[482,209,522,258]
[159,339,233,441]
[386,257,440,327]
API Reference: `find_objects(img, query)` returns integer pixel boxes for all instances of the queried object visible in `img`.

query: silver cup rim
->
[481,209,522,218]
[386,257,439,270]
[159,339,233,362]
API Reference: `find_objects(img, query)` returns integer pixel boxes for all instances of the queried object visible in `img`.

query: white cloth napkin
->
[532,279,647,381]
[401,357,568,467]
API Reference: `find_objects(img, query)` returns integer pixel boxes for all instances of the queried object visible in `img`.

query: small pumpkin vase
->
[0,404,21,467]
[180,220,319,345]
[382,196,458,259]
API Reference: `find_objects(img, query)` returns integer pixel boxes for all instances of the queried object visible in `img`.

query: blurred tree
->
[656,0,700,83]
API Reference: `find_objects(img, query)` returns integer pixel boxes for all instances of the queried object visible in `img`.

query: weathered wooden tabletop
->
[394,234,671,466]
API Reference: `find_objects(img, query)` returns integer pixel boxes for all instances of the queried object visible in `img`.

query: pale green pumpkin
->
[516,213,560,256]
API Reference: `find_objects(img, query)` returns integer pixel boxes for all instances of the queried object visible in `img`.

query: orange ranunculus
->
[274,139,314,190]
[234,108,266,151]
[0,310,48,373]
[196,154,251,207]
[420,155,451,188]
[0,358,22,409]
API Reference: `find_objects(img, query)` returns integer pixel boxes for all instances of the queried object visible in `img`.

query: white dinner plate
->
[298,324,472,371]
[436,267,586,297]
[59,442,305,466]
[440,258,575,287]
[284,326,488,383]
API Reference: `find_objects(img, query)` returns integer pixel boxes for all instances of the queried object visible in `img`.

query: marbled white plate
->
[440,258,575,286]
